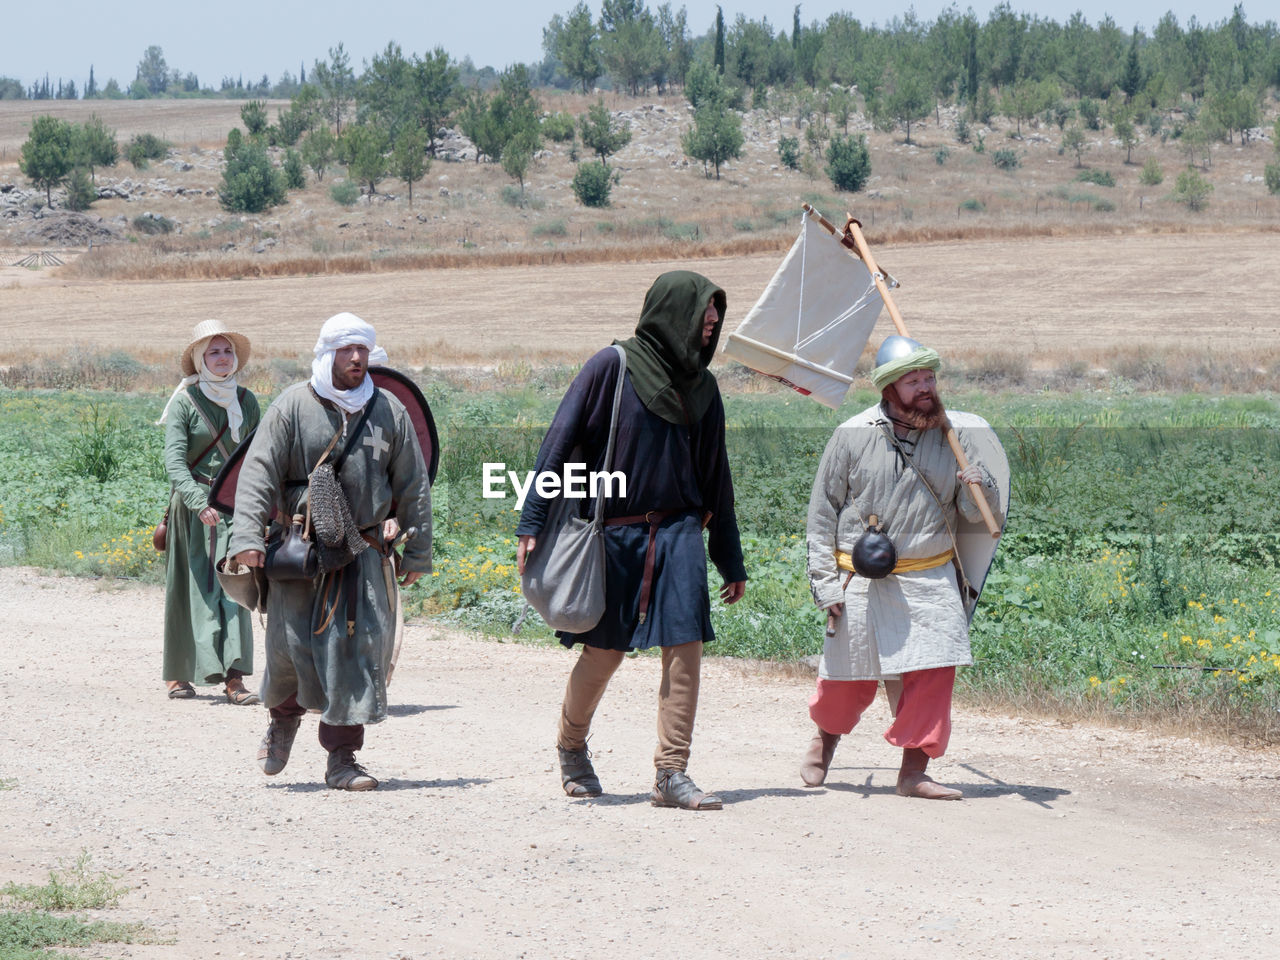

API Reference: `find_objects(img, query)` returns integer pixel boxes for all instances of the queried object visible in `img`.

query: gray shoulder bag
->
[520,345,627,633]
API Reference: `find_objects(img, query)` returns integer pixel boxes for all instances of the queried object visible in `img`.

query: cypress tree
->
[714,6,725,74]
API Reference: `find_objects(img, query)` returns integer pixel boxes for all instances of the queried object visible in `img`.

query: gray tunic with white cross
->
[229,381,432,725]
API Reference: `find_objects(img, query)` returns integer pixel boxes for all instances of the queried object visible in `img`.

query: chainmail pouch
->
[307,461,369,573]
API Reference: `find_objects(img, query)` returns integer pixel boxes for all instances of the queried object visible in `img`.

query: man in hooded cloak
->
[517,271,748,811]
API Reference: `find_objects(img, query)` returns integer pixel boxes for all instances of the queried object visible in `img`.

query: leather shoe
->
[257,716,301,776]
[325,749,378,791]
[557,745,602,798]
[800,728,841,787]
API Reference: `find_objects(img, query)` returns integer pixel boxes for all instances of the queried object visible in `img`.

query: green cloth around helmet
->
[615,270,726,426]
[869,346,942,391]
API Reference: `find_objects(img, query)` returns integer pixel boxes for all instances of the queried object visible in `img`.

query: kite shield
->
[947,410,1011,623]
[209,367,439,516]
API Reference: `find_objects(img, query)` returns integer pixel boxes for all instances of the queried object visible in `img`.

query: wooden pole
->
[804,203,1001,538]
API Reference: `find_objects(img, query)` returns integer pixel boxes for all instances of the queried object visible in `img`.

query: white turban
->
[311,312,377,414]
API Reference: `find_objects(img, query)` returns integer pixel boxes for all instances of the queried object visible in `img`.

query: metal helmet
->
[874,335,925,367]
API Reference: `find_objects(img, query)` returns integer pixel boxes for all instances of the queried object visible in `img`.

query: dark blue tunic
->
[517,348,747,650]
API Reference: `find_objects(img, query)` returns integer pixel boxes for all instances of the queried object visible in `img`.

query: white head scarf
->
[311,312,377,414]
[157,336,245,441]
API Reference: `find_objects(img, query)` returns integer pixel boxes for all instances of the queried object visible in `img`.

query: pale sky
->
[2,1,1255,93]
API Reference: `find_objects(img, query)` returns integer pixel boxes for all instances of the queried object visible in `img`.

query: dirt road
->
[3,231,1279,365]
[1,567,1277,959]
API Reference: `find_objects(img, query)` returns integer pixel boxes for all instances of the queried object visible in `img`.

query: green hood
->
[615,271,726,426]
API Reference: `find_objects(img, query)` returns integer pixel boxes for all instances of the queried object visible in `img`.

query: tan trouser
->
[557,641,702,771]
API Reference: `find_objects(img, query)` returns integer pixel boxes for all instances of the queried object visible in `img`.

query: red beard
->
[882,385,948,431]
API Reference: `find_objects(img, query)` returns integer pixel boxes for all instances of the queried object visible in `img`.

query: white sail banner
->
[723,211,884,409]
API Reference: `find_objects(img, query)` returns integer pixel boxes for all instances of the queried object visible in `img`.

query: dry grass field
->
[1,97,1278,377]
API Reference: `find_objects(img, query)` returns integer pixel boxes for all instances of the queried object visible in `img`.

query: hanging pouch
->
[851,513,897,579]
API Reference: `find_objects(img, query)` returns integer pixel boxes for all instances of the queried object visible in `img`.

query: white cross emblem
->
[363,424,390,462]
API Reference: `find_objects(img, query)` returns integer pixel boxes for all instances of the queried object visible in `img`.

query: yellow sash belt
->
[836,549,954,575]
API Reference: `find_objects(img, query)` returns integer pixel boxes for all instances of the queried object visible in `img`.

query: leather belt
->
[604,509,711,625]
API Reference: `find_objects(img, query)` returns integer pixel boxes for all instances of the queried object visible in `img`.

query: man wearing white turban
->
[229,313,432,791]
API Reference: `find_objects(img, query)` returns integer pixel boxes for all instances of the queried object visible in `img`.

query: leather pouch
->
[264,513,319,581]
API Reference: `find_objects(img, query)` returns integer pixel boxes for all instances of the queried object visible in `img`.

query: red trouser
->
[270,694,364,752]
[808,666,955,758]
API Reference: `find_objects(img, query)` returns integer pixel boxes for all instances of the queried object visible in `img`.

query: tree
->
[884,60,933,144]
[825,133,871,192]
[391,128,430,207]
[240,100,269,138]
[84,66,98,99]
[0,76,24,100]
[681,99,743,179]
[1062,124,1087,167]
[1122,30,1142,101]
[579,98,631,165]
[501,130,537,195]
[1114,114,1138,163]
[218,137,286,213]
[136,45,169,95]
[282,149,306,189]
[714,5,726,73]
[412,47,462,155]
[572,160,614,206]
[544,2,601,94]
[1139,156,1164,185]
[301,126,336,182]
[75,115,118,181]
[311,43,355,134]
[656,3,692,90]
[20,115,75,205]
[1172,166,1212,211]
[599,0,661,95]
[64,166,96,211]
[340,123,389,197]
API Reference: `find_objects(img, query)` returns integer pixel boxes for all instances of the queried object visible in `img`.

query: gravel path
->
[1,567,1277,959]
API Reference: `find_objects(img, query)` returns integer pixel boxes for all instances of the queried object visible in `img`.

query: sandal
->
[651,769,722,811]
[167,682,195,699]
[225,686,261,706]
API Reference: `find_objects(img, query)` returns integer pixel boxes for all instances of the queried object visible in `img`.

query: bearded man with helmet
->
[800,335,1007,800]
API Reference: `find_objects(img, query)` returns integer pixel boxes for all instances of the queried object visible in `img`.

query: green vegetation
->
[19,116,76,205]
[825,134,871,192]
[778,135,800,170]
[579,98,631,165]
[1140,156,1165,186]
[991,148,1021,170]
[4,377,1279,738]
[1075,168,1115,187]
[218,134,286,213]
[0,852,152,959]
[572,160,614,207]
[1172,167,1213,212]
[328,180,360,206]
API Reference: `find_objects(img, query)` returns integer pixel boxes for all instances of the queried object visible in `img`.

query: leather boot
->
[800,728,841,786]
[896,747,962,800]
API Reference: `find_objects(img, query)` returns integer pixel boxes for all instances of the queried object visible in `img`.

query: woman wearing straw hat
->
[158,320,262,703]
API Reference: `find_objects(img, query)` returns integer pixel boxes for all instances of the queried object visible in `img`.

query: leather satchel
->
[264,513,319,581]
[521,345,627,633]
[153,508,170,552]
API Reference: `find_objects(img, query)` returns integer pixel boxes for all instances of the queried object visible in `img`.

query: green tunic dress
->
[162,386,262,685]
[227,382,432,727]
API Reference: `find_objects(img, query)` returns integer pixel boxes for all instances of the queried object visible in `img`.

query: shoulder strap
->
[879,422,970,592]
[332,388,381,474]
[186,386,232,460]
[591,346,628,527]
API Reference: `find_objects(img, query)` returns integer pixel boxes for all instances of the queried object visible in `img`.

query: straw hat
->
[181,319,251,376]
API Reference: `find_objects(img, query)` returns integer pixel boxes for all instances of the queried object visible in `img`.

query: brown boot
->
[800,728,841,787]
[896,747,962,800]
